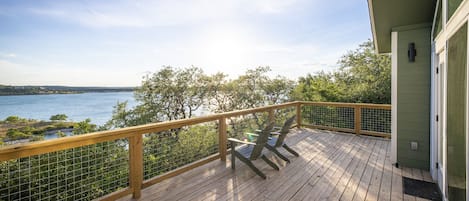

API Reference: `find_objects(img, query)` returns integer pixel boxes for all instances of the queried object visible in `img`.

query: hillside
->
[0,85,135,96]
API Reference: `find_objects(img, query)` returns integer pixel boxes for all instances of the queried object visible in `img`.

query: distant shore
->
[0,85,135,96]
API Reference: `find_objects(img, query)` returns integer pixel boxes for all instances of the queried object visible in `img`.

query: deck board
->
[117,128,434,201]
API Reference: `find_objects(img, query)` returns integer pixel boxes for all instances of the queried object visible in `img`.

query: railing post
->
[129,134,143,199]
[354,106,361,135]
[296,102,302,128]
[218,117,227,161]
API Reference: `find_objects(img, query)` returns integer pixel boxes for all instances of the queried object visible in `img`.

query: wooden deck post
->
[296,103,302,128]
[218,117,227,161]
[129,134,143,199]
[354,106,361,135]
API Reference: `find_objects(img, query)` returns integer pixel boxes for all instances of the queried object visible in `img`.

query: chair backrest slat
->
[275,116,296,147]
[250,122,274,160]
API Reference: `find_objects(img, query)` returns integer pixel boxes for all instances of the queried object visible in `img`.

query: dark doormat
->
[403,177,442,201]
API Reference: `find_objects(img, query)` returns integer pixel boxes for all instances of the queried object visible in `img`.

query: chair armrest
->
[270,131,281,135]
[228,138,256,145]
[245,132,259,137]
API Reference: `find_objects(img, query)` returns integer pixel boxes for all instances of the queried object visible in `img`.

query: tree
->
[209,66,295,113]
[105,101,132,128]
[293,39,391,104]
[5,116,21,123]
[207,66,296,137]
[106,66,221,129]
[73,119,96,135]
[56,131,67,138]
[50,114,68,121]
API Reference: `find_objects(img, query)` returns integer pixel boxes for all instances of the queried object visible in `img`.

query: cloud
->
[0,53,16,58]
[25,0,314,28]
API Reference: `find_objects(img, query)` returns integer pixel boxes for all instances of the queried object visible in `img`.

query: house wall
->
[394,25,432,170]
[432,0,469,200]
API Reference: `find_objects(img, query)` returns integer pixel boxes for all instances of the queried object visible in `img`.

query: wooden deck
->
[119,128,434,201]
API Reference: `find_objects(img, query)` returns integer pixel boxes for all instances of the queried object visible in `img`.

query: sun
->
[197,28,252,70]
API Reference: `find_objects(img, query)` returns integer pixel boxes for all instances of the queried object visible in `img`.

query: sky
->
[0,0,372,87]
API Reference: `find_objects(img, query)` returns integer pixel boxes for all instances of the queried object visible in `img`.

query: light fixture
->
[408,43,416,62]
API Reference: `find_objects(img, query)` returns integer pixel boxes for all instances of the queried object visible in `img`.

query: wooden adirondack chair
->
[228,122,279,179]
[265,116,299,163]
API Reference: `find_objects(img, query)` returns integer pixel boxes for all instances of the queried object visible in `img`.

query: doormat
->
[403,177,442,201]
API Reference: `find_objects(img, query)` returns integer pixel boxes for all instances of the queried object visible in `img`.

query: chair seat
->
[236,144,255,158]
[267,137,283,147]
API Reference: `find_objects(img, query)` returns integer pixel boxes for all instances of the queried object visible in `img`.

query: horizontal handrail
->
[299,101,391,109]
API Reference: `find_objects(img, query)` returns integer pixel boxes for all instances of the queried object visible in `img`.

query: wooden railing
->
[0,101,390,200]
[299,102,391,137]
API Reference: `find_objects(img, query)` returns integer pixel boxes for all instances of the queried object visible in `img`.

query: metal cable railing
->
[143,123,218,180]
[0,140,129,201]
[300,102,391,137]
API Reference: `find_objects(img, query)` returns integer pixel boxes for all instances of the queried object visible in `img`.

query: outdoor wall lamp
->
[408,43,416,62]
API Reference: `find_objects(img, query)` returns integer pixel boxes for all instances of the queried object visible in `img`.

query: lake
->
[0,92,137,126]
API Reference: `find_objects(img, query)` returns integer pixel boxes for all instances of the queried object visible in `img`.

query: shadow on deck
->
[119,128,433,201]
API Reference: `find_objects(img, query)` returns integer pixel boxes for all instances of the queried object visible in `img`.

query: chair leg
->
[245,160,267,179]
[266,145,290,163]
[261,155,280,171]
[283,144,299,157]
[231,142,236,170]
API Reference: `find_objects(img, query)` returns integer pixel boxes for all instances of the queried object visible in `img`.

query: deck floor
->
[120,128,434,201]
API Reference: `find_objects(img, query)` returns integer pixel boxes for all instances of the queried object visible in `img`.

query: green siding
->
[446,23,467,201]
[396,26,431,170]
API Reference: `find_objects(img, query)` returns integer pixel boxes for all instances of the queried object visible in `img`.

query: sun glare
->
[197,28,252,70]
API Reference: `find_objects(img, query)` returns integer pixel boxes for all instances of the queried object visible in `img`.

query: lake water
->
[0,92,137,126]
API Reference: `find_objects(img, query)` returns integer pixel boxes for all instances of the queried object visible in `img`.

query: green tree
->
[6,129,30,140]
[5,116,21,123]
[73,119,96,135]
[208,66,296,137]
[106,66,222,129]
[50,114,68,121]
[209,66,295,113]
[293,39,391,104]
[57,131,67,138]
[105,101,132,128]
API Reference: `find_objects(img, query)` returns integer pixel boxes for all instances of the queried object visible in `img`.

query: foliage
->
[30,135,44,142]
[136,66,214,121]
[292,40,391,104]
[50,114,68,121]
[143,124,218,179]
[0,141,129,200]
[6,129,31,140]
[73,118,97,135]
[57,131,66,138]
[207,66,295,134]
[209,66,294,113]
[4,116,26,123]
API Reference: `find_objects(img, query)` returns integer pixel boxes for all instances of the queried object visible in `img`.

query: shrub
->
[50,114,68,121]
[5,116,20,123]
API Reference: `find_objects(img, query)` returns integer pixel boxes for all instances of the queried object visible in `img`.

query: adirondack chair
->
[228,122,279,179]
[263,116,299,163]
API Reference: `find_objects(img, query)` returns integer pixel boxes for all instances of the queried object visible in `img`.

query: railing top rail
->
[0,101,299,161]
[299,101,391,109]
